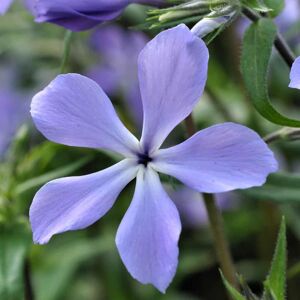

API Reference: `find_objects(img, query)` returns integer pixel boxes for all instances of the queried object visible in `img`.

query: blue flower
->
[30,25,277,292]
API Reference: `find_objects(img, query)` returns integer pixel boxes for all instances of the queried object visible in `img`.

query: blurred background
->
[0,1,300,299]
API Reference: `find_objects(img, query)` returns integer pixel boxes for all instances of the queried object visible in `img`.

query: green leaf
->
[15,156,92,195]
[0,220,31,300]
[241,172,300,203]
[264,0,284,17]
[220,271,246,300]
[34,233,114,300]
[242,0,271,12]
[263,218,287,300]
[241,18,300,128]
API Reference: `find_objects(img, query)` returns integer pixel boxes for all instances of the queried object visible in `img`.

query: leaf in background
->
[241,19,300,127]
[33,233,114,300]
[0,220,31,300]
[263,218,287,300]
[264,0,284,17]
[220,271,246,300]
[15,156,92,195]
[241,172,300,203]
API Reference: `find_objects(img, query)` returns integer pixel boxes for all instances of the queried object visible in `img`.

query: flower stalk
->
[59,30,73,74]
[184,115,239,291]
[24,259,35,300]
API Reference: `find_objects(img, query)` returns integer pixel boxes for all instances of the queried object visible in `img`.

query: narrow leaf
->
[241,19,300,127]
[0,221,31,300]
[264,218,287,300]
[15,156,92,195]
[220,271,246,300]
[241,172,300,203]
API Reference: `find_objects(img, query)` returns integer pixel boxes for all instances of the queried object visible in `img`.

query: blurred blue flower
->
[276,0,300,31]
[0,0,14,15]
[0,91,26,156]
[0,67,29,158]
[25,0,166,31]
[29,25,277,292]
[168,186,236,228]
[87,25,148,129]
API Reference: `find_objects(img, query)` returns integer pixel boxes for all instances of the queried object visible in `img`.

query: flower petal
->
[138,24,209,153]
[153,123,278,193]
[31,74,139,156]
[30,159,138,244]
[116,167,181,292]
[289,56,300,89]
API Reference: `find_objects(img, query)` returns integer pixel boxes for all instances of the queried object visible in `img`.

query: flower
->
[26,0,166,31]
[30,24,277,292]
[87,25,148,129]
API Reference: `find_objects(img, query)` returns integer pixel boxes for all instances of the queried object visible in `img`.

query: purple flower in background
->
[0,90,27,157]
[87,25,147,128]
[30,25,277,292]
[276,0,300,31]
[27,0,166,31]
[0,0,14,15]
[168,186,235,228]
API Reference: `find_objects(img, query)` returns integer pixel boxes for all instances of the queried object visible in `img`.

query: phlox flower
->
[87,25,147,128]
[30,25,277,292]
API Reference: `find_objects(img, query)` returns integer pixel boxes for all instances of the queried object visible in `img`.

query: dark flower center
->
[137,153,152,166]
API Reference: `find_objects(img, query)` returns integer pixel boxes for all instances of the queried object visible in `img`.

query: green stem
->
[203,193,238,289]
[24,259,34,300]
[184,115,239,292]
[264,127,300,144]
[206,86,235,121]
[59,30,73,74]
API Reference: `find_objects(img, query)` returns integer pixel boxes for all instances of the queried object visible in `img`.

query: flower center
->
[137,152,152,167]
